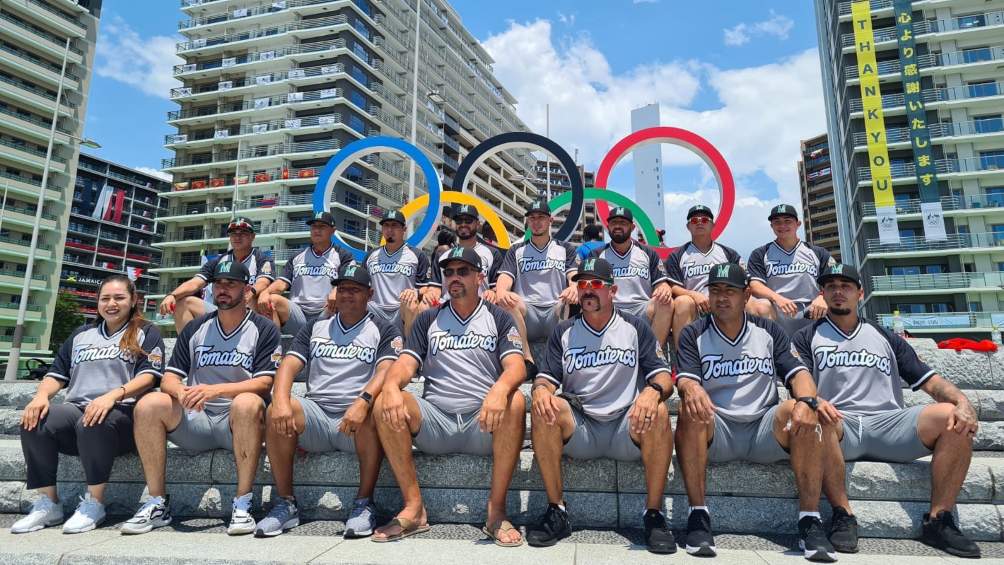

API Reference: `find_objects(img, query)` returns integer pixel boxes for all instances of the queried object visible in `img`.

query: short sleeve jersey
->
[588,242,668,307]
[364,244,431,311]
[287,313,403,414]
[46,321,165,406]
[498,239,577,307]
[538,312,670,422]
[430,240,504,297]
[677,314,807,423]
[665,242,743,296]
[197,247,276,304]
[167,310,281,415]
[792,318,937,416]
[279,245,354,315]
[403,300,523,413]
[747,241,834,305]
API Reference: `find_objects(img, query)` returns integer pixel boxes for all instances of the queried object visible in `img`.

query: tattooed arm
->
[920,375,978,436]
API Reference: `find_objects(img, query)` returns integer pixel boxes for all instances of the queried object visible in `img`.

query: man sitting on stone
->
[675,263,834,562]
[527,257,676,554]
[256,264,402,538]
[372,247,526,546]
[793,264,981,558]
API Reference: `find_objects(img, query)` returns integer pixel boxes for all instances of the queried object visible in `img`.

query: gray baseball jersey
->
[498,238,577,307]
[197,247,276,304]
[287,312,403,414]
[538,312,670,422]
[46,321,165,406]
[167,310,282,415]
[403,300,523,414]
[665,242,743,295]
[279,244,355,315]
[677,314,807,423]
[430,240,504,296]
[793,318,936,416]
[365,244,431,311]
[588,242,668,307]
[747,241,834,305]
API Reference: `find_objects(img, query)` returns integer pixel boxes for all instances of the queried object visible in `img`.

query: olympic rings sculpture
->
[313,127,735,260]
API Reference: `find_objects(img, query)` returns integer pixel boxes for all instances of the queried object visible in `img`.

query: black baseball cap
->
[306,211,335,226]
[687,205,714,220]
[227,217,255,233]
[438,246,482,271]
[817,263,862,288]
[607,206,633,223]
[572,257,614,283]
[452,203,479,221]
[380,210,406,226]
[525,199,550,217]
[707,263,748,289]
[768,204,799,221]
[212,259,250,284]
[333,262,371,287]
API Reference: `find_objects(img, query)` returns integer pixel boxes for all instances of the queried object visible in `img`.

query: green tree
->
[50,292,84,353]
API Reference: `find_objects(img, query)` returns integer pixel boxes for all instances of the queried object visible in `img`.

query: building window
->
[980,150,1004,170]
[957,14,986,29]
[962,47,992,64]
[891,266,921,275]
[970,302,983,313]
[967,80,998,98]
[974,114,1004,134]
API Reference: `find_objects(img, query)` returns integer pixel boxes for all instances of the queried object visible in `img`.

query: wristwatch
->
[796,396,819,411]
[358,391,373,405]
[646,381,666,401]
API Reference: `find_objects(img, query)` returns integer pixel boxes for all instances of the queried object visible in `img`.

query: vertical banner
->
[852,0,899,243]
[894,0,945,240]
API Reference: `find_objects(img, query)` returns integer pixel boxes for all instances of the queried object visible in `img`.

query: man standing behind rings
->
[424,204,504,305]
[364,210,431,340]
[258,212,354,336]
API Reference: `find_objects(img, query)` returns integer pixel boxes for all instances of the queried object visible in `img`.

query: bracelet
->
[118,386,127,401]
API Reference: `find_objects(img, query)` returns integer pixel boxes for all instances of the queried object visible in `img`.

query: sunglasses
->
[442,266,475,277]
[576,279,611,290]
[689,216,711,225]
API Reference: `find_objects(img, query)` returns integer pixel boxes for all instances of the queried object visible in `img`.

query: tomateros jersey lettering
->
[701,354,774,380]
[588,242,667,306]
[665,242,743,295]
[747,241,833,305]
[365,245,430,311]
[47,321,165,407]
[280,245,354,315]
[498,239,577,307]
[197,247,275,303]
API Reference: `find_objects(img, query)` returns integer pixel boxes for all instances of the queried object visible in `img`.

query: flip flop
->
[371,517,431,543]
[482,519,524,547]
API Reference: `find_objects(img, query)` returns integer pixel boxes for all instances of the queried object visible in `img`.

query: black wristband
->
[646,381,668,401]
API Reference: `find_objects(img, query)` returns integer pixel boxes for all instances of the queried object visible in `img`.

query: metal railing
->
[173,39,347,75]
[166,113,343,144]
[0,138,66,163]
[179,0,343,28]
[168,88,344,120]
[872,272,1004,292]
[840,9,1004,46]
[23,0,86,30]
[0,12,84,54]
[177,14,349,51]
[877,311,1004,330]
[0,74,76,107]
[849,81,1004,113]
[853,119,1004,146]
[0,234,50,251]
[169,64,345,98]
[866,232,1004,253]
[0,43,79,82]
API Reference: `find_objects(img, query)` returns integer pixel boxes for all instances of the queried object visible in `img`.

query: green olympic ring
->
[524,188,660,243]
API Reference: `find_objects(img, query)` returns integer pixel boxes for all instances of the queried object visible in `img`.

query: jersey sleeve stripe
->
[910,369,937,391]
[652,275,669,285]
[375,354,399,364]
[135,369,164,380]
[277,276,292,285]
[194,274,209,281]
[644,368,671,381]
[537,372,561,386]
[255,274,276,281]
[252,370,276,378]
[285,350,308,364]
[750,276,767,283]
[44,372,68,382]
[427,282,442,288]
[401,349,424,365]
[500,348,523,360]
[782,365,808,384]
[676,372,701,383]
[666,276,684,286]
[498,269,516,278]
[165,366,188,378]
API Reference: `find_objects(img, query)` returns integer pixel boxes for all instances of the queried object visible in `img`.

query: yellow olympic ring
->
[398,192,512,249]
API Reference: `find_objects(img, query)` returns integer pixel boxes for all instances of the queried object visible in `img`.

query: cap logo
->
[776,205,785,214]
[449,247,464,259]
[315,211,324,219]
[832,264,843,274]
[583,258,595,271]
[219,260,232,273]
[716,264,730,278]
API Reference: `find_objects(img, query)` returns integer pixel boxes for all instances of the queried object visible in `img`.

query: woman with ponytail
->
[14,275,165,534]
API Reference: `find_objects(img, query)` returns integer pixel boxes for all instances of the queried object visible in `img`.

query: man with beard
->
[494,199,578,375]
[748,204,834,336]
[364,210,431,340]
[159,217,275,333]
[588,207,673,348]
[424,204,504,305]
[527,257,676,554]
[793,264,980,558]
[125,260,281,536]
[373,247,526,546]
[258,212,354,336]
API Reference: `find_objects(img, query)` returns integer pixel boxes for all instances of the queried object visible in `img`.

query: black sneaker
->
[643,509,676,554]
[828,506,858,553]
[526,503,571,547]
[921,510,981,558]
[685,508,716,557]
[798,516,837,562]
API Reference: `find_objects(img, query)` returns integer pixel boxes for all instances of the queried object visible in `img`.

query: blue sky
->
[85,0,826,255]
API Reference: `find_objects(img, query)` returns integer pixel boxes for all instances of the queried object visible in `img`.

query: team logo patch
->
[656,343,666,361]
[148,346,163,370]
[261,261,272,275]
[390,336,404,355]
[271,350,282,368]
[506,326,522,349]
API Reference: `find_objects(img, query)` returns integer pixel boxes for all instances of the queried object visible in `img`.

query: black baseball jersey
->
[665,241,743,295]
[497,238,577,307]
[588,242,668,307]
[747,241,834,305]
[792,317,937,416]
[430,240,505,296]
[197,247,276,303]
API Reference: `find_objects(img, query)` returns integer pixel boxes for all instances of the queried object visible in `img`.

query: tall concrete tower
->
[630,104,664,231]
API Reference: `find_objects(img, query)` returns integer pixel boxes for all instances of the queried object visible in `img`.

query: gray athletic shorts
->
[169,409,235,452]
[708,405,787,464]
[525,303,560,342]
[616,301,650,319]
[367,303,404,334]
[564,409,640,462]
[774,304,814,337]
[283,302,320,337]
[840,405,932,463]
[413,397,492,456]
[296,395,355,453]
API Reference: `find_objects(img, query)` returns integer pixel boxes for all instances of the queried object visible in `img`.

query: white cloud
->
[134,167,172,182]
[95,16,183,99]
[723,11,795,47]
[557,11,576,26]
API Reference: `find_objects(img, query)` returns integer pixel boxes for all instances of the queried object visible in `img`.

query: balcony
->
[167,88,344,122]
[177,14,349,53]
[871,272,1004,294]
[852,118,1004,147]
[179,0,348,29]
[840,9,1004,47]
[0,43,80,88]
[162,138,343,170]
[0,12,85,57]
[169,64,345,100]
[173,39,349,76]
[849,81,1004,114]
[165,112,344,145]
[865,232,1004,255]
[876,311,1004,332]
[0,74,76,112]
[856,157,1004,183]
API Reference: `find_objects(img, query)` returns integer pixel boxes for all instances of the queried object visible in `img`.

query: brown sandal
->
[482,519,523,547]
[371,517,431,542]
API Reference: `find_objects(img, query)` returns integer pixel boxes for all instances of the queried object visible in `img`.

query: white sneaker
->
[62,493,105,534]
[121,495,172,535]
[227,492,255,536]
[11,495,63,533]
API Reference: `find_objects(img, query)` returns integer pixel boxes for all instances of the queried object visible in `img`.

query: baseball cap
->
[767,204,799,221]
[438,246,482,271]
[525,199,550,217]
[687,205,714,220]
[380,210,406,226]
[817,263,862,288]
[607,206,633,223]
[212,259,250,284]
[227,217,255,233]
[306,211,335,226]
[707,263,748,289]
[571,257,614,283]
[333,262,371,287]
[452,203,479,221]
